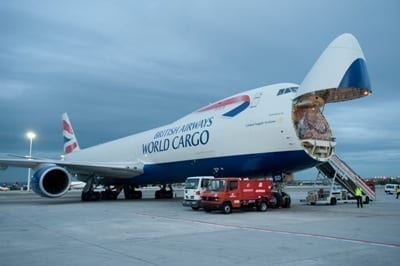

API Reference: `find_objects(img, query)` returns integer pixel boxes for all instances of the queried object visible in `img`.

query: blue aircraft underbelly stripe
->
[339,58,371,90]
[108,150,318,185]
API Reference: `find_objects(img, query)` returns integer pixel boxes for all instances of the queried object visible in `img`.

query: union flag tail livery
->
[0,34,373,200]
[62,113,80,154]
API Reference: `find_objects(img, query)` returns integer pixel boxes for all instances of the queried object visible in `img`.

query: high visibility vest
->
[355,187,362,197]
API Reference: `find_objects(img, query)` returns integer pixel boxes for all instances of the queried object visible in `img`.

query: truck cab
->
[182,176,214,210]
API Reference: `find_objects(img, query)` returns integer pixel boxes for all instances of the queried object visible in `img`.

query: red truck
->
[201,177,273,214]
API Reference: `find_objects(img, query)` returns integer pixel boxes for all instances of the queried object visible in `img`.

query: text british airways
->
[142,117,213,154]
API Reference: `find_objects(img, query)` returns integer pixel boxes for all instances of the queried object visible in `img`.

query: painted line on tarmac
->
[135,212,400,249]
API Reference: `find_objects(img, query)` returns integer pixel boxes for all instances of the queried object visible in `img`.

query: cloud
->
[0,0,399,182]
[0,79,32,99]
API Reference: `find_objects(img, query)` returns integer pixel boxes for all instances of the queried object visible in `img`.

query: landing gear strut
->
[155,184,174,199]
[81,178,100,201]
[101,185,122,200]
[123,185,142,199]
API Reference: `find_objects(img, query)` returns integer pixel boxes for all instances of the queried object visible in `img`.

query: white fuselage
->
[66,83,301,162]
[64,83,319,184]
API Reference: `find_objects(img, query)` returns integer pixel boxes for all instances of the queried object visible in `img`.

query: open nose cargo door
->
[293,34,372,161]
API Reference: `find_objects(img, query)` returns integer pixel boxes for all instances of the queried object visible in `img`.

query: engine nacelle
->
[31,165,71,198]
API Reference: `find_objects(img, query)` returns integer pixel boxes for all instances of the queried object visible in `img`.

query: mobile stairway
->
[316,154,375,202]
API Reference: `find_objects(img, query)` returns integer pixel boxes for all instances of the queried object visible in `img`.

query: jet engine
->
[30,165,71,198]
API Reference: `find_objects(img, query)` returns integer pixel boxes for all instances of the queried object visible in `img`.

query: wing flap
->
[59,161,144,178]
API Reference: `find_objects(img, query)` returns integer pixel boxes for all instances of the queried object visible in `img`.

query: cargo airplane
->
[0,33,372,201]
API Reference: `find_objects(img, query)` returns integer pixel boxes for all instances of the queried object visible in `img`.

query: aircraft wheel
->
[271,192,283,208]
[101,190,118,200]
[123,185,134,199]
[165,190,173,199]
[133,191,142,199]
[81,192,88,201]
[124,188,142,200]
[282,197,291,208]
[81,191,101,201]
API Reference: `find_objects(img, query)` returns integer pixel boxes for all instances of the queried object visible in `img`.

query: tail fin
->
[295,33,372,106]
[62,113,80,154]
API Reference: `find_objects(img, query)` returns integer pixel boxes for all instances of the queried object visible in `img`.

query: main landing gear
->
[123,185,143,199]
[81,178,99,201]
[155,184,174,199]
[80,177,124,201]
[81,184,122,201]
[80,178,174,201]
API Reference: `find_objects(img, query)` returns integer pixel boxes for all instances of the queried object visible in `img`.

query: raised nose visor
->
[296,33,372,104]
[293,34,372,161]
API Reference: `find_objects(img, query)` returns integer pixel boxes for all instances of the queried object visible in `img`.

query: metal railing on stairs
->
[316,154,375,200]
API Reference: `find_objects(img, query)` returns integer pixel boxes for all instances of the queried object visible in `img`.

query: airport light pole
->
[26,131,36,191]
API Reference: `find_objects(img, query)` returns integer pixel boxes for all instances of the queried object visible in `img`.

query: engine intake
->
[31,165,71,198]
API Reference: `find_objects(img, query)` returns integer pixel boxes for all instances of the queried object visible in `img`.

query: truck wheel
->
[257,200,268,212]
[192,207,199,211]
[364,197,370,204]
[330,197,337,205]
[222,202,232,214]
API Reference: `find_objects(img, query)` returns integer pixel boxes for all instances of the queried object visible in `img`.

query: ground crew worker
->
[355,186,363,208]
[396,185,400,199]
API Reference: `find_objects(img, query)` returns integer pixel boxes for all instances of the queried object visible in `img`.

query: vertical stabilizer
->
[62,113,80,154]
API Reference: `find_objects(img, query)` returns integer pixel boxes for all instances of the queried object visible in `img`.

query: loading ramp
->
[316,154,375,201]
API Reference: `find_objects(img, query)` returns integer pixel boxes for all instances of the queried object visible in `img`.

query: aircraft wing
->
[0,157,144,179]
[58,160,144,178]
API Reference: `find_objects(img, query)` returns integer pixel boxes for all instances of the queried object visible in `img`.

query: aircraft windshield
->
[207,180,226,192]
[184,179,199,189]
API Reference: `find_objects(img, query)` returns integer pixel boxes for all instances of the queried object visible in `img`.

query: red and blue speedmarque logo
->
[63,119,78,154]
[197,95,250,117]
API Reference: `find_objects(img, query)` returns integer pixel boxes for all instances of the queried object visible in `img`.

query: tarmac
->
[0,186,399,266]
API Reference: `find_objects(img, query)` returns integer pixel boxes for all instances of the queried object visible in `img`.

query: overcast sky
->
[1,0,399,183]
